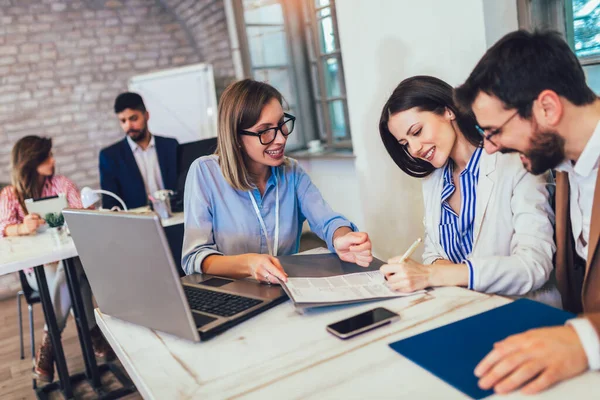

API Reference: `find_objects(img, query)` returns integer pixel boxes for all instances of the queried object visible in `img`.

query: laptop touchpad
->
[199,277,234,288]
[192,312,217,328]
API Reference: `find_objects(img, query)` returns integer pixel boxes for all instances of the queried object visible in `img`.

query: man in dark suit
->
[99,92,179,209]
[455,30,600,395]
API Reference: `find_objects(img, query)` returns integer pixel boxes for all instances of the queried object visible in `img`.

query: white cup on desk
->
[307,140,323,154]
[151,190,173,219]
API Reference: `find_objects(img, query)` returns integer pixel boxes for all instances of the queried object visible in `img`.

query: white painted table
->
[0,212,184,398]
[0,229,97,398]
[95,286,600,399]
[161,211,184,228]
[0,230,77,276]
[0,212,184,276]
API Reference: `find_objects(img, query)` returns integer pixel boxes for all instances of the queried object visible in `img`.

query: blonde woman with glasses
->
[182,79,372,282]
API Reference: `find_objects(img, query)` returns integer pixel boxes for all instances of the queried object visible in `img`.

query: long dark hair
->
[379,76,482,178]
[10,136,53,211]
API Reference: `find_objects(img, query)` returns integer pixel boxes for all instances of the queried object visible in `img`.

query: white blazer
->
[421,151,555,295]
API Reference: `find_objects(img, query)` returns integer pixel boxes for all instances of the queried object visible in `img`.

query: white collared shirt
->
[555,120,600,261]
[126,134,165,199]
[556,120,600,371]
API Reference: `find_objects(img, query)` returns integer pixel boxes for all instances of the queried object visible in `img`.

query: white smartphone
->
[326,307,400,339]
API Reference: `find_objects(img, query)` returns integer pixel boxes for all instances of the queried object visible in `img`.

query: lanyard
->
[248,173,279,256]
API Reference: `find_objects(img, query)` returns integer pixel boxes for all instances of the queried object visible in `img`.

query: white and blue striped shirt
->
[439,146,483,290]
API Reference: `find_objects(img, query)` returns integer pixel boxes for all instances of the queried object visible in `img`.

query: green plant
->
[45,212,65,228]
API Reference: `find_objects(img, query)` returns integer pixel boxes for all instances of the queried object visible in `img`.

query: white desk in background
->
[0,229,137,399]
[0,230,77,276]
[95,285,600,400]
[0,211,184,398]
[0,212,183,274]
[161,211,184,228]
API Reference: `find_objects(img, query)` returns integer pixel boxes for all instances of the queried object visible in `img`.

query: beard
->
[522,129,566,175]
[499,121,565,175]
[127,125,148,143]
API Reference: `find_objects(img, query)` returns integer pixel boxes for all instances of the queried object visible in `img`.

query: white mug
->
[307,140,323,153]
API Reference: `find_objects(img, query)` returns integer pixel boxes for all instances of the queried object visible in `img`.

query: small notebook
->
[388,298,574,399]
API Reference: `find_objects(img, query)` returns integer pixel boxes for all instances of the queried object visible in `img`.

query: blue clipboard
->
[388,298,574,399]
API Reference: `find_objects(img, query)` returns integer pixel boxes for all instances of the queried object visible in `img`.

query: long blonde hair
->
[216,79,285,191]
[10,136,53,212]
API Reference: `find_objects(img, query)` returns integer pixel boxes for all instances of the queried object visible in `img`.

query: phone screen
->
[327,307,398,336]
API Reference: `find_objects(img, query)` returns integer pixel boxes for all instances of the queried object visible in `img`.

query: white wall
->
[483,0,519,47]
[298,157,364,230]
[333,0,493,260]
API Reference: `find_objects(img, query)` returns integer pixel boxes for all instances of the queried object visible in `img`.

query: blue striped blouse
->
[439,146,483,290]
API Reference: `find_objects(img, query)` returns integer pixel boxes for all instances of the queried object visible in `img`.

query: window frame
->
[232,0,352,151]
[305,0,352,149]
[565,0,600,65]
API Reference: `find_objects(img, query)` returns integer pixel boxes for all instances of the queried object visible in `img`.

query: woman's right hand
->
[246,254,288,284]
[21,214,44,235]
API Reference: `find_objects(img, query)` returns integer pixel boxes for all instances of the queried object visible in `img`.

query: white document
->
[283,271,424,305]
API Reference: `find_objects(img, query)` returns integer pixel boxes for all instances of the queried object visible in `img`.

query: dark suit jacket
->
[555,168,600,336]
[99,135,179,209]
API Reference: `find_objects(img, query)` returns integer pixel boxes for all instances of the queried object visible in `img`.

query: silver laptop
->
[63,209,286,342]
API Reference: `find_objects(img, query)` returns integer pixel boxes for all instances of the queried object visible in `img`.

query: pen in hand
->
[397,237,422,263]
[384,237,422,280]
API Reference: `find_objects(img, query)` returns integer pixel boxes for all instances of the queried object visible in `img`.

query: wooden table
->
[94,285,600,399]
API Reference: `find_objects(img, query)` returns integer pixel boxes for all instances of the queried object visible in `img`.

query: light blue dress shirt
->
[182,155,358,275]
[439,146,483,290]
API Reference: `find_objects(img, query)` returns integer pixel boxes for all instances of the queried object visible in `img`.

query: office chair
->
[16,270,40,389]
[172,137,218,212]
[159,137,217,276]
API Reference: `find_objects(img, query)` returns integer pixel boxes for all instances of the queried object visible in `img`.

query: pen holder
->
[151,190,173,219]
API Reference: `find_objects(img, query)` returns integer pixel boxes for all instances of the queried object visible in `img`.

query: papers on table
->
[280,271,425,308]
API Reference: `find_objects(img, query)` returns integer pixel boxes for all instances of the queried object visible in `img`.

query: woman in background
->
[182,79,373,280]
[377,76,555,296]
[0,136,110,383]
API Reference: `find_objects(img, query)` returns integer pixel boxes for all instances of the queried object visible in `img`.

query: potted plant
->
[45,212,66,244]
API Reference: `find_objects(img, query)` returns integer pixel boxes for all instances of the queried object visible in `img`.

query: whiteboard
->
[128,63,218,144]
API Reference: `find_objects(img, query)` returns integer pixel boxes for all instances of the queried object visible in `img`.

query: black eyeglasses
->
[475,111,518,146]
[239,113,296,145]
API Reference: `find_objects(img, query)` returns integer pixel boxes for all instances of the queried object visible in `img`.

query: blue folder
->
[388,298,574,399]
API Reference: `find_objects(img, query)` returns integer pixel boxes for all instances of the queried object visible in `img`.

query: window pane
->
[253,68,294,107]
[315,0,330,7]
[247,26,288,67]
[572,0,600,58]
[317,6,331,18]
[584,63,600,92]
[328,100,348,139]
[317,16,336,54]
[243,0,284,25]
[323,57,341,98]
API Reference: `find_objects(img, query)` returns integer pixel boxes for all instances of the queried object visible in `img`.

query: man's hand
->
[475,325,588,394]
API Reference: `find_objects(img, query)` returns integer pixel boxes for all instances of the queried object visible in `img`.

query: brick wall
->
[0,0,234,189]
[162,0,236,97]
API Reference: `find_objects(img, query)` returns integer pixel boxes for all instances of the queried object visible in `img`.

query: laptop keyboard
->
[183,286,263,317]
